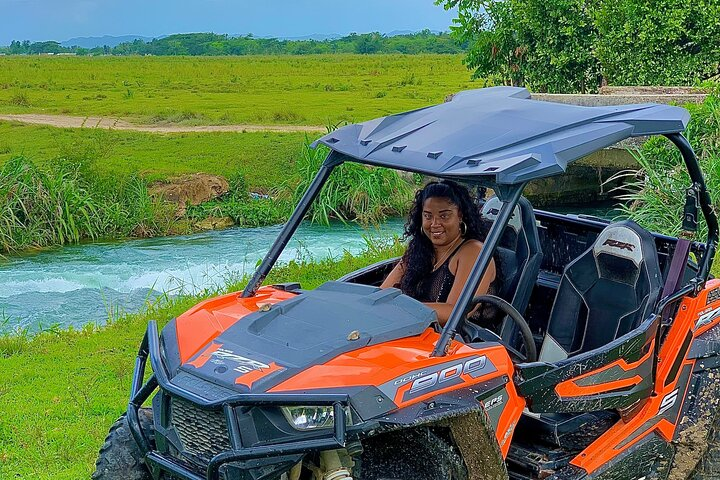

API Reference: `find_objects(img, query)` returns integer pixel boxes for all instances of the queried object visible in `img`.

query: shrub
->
[289,141,414,225]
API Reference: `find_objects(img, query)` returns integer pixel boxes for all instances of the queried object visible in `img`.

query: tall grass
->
[291,141,415,224]
[611,92,720,240]
[0,155,175,253]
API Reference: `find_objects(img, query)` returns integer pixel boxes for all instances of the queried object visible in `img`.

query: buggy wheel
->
[355,427,468,480]
[93,408,154,480]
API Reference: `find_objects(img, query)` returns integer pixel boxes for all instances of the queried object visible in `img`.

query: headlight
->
[280,405,353,431]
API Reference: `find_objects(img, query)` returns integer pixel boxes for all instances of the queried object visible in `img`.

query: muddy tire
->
[355,427,468,480]
[92,409,154,480]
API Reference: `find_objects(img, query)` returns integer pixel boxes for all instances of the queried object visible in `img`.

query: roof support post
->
[664,133,718,290]
[432,183,526,357]
[242,151,344,298]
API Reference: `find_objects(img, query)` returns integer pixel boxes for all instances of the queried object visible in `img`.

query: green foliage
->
[438,0,719,92]
[186,172,291,228]
[612,93,720,240]
[289,142,415,224]
[438,0,601,92]
[593,0,720,86]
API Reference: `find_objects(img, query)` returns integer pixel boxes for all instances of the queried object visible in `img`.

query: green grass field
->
[0,121,307,187]
[0,54,476,125]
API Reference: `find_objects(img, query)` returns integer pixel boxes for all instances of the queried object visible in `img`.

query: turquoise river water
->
[0,220,405,334]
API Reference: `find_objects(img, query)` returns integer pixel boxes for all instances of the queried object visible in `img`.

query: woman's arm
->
[425,240,495,325]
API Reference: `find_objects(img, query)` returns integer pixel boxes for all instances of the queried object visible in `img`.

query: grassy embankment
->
[0,55,472,126]
[0,240,403,480]
[0,125,308,252]
[0,54,473,253]
[0,123,414,253]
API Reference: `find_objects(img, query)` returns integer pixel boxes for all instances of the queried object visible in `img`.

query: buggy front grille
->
[170,397,232,460]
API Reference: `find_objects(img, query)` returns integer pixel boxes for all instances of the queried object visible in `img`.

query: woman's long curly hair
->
[400,180,489,299]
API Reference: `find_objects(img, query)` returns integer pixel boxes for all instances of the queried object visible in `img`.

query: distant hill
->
[60,35,156,48]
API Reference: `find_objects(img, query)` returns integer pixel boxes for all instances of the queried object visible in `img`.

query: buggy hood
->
[170,282,436,393]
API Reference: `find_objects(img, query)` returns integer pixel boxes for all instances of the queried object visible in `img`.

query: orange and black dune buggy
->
[94,87,719,480]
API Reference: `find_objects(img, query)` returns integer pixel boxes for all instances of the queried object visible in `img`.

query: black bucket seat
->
[539,220,663,362]
[479,196,542,344]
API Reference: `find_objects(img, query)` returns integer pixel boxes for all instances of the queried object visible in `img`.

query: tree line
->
[0,31,465,56]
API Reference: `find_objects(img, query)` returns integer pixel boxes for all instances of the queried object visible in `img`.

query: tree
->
[437,0,719,92]
[437,0,601,92]
[593,0,720,85]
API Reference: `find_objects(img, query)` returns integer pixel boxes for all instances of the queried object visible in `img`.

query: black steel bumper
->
[128,321,350,480]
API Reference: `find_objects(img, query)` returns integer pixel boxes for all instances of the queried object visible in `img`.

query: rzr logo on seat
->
[603,239,635,251]
[409,356,487,394]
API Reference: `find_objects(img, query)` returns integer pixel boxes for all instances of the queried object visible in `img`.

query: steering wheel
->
[461,294,537,363]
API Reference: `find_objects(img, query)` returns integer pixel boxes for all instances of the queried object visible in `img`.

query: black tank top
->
[416,240,501,330]
[417,241,468,303]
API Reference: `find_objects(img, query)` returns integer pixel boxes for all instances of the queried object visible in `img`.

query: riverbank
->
[0,242,403,479]
[0,134,413,254]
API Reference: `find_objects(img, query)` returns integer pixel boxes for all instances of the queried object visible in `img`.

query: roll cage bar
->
[242,133,717,357]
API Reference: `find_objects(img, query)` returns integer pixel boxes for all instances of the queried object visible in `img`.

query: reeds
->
[291,141,415,225]
[609,93,720,241]
[0,156,175,253]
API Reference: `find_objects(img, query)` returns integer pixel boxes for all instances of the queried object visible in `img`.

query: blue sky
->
[0,0,459,45]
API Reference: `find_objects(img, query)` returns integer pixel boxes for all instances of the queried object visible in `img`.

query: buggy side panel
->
[569,279,720,476]
[517,313,658,413]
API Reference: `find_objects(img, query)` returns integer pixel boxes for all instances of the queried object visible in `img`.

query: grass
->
[611,93,720,240]
[0,241,403,479]
[0,135,415,252]
[288,142,417,224]
[0,122,307,187]
[0,55,475,126]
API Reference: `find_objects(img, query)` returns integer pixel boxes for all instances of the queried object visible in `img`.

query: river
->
[0,203,621,335]
[0,220,405,334]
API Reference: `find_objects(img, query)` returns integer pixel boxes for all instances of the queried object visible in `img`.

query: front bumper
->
[128,321,350,480]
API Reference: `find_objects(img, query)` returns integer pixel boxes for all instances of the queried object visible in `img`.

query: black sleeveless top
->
[416,241,468,303]
[414,240,501,330]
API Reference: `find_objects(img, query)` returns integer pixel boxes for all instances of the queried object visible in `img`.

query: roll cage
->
[241,87,718,358]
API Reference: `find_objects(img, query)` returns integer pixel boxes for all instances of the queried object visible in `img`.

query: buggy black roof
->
[313,87,689,185]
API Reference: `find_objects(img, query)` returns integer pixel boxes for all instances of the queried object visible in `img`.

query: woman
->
[381,180,496,326]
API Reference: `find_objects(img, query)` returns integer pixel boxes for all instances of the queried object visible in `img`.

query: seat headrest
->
[593,224,644,267]
[481,196,523,233]
[592,221,655,286]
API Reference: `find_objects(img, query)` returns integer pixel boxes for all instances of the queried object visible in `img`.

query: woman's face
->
[422,196,462,247]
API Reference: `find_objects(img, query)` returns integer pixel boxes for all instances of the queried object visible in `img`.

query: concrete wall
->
[524,89,706,206]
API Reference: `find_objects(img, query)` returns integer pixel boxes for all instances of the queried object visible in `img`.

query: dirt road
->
[0,113,326,134]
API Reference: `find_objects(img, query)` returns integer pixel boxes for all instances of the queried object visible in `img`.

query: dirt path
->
[0,113,326,134]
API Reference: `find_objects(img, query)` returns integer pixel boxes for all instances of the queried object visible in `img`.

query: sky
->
[0,0,459,45]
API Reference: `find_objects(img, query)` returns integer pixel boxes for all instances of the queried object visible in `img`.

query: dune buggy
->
[95,87,719,480]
